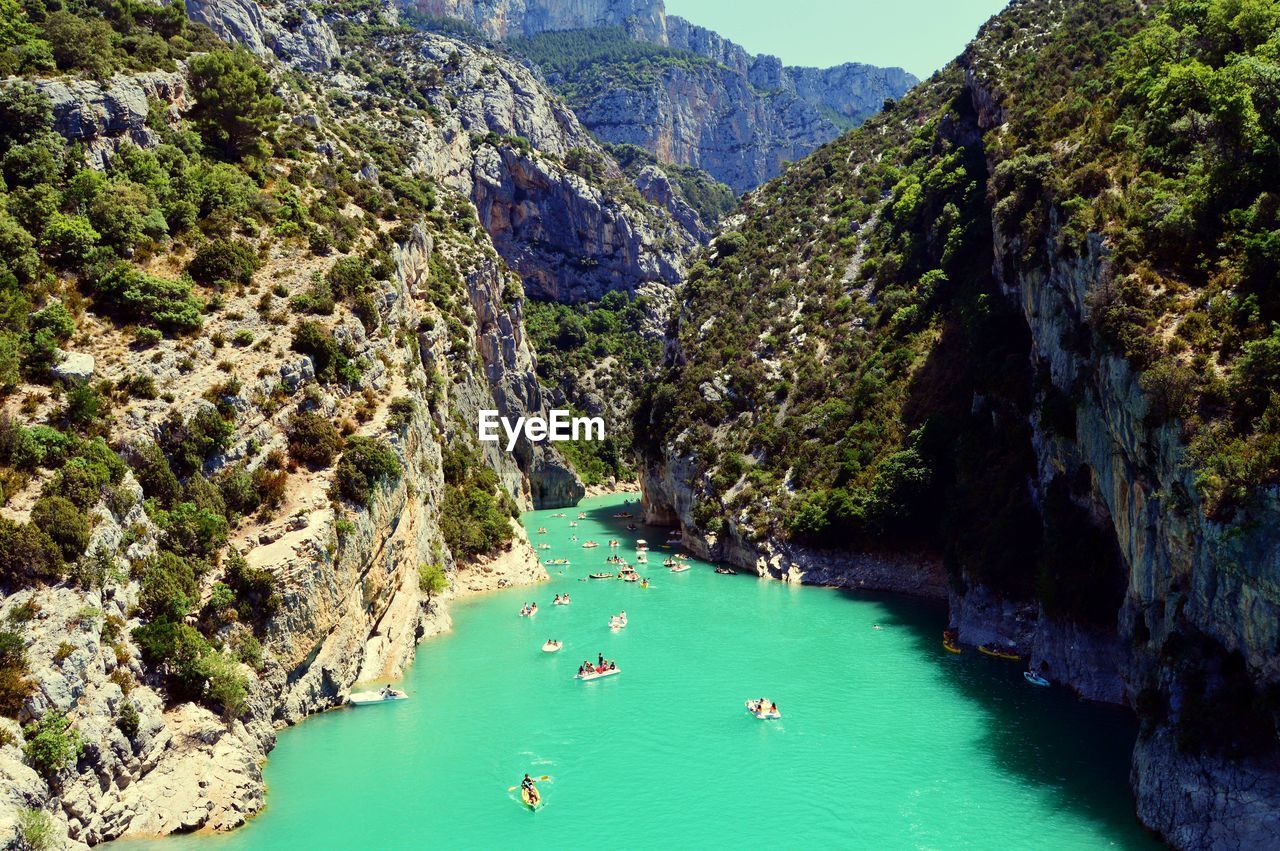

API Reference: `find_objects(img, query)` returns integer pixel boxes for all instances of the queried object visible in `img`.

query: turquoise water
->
[118,494,1159,850]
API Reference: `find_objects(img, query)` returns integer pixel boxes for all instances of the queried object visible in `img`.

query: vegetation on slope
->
[525,292,658,485]
[508,27,714,102]
[605,143,737,228]
[975,0,1280,516]
[0,1,542,731]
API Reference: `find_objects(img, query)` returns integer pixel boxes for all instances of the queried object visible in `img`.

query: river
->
[116,493,1159,849]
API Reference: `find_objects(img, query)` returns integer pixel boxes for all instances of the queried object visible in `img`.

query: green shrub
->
[23,710,83,780]
[0,629,33,717]
[158,407,234,479]
[417,562,448,600]
[332,436,401,506]
[223,550,281,625]
[43,10,116,77]
[129,440,182,507]
[137,551,197,622]
[188,238,258,287]
[131,619,209,702]
[197,650,247,718]
[153,501,228,558]
[286,411,343,466]
[41,214,99,266]
[30,496,90,562]
[15,806,56,851]
[0,518,64,585]
[92,263,203,333]
[115,700,139,740]
[291,321,360,384]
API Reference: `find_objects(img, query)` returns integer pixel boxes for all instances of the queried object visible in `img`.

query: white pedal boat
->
[745,699,780,719]
[576,668,621,681]
[348,689,408,706]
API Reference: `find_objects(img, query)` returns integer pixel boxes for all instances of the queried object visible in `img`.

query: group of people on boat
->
[578,653,617,677]
[519,602,538,617]
[552,594,571,605]
[747,698,780,718]
[609,610,627,628]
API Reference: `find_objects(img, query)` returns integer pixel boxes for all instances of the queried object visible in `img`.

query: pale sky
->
[663,0,1011,79]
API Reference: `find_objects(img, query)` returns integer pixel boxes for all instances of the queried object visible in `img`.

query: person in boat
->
[530,603,538,614]
[578,663,586,676]
[598,652,605,668]
[768,701,778,714]
[521,774,539,804]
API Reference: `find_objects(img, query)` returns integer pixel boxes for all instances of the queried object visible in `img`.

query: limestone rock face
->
[184,0,341,71]
[399,0,916,192]
[33,71,187,168]
[410,0,668,41]
[396,31,699,301]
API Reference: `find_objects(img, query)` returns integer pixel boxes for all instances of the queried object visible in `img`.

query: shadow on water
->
[835,588,1156,845]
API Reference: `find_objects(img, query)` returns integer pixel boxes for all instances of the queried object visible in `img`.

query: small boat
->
[577,513,586,519]
[536,528,548,534]
[1024,671,1050,687]
[663,558,676,567]
[715,567,735,575]
[674,553,689,561]
[639,579,650,588]
[611,512,633,518]
[589,572,613,580]
[521,786,542,810]
[636,553,647,563]
[942,629,962,654]
[552,513,566,518]
[544,558,570,565]
[568,522,578,527]
[582,541,599,549]
[978,643,1021,661]
[670,564,692,573]
[622,573,638,582]
[520,604,537,617]
[537,543,551,550]
[609,617,627,629]
[348,689,408,706]
[576,667,621,681]
[553,597,571,606]
[542,640,563,653]
[745,699,781,719]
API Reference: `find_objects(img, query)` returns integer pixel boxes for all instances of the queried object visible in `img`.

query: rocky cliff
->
[406,0,916,193]
[639,1,1280,846]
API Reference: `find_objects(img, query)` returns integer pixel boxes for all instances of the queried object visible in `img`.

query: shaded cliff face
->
[407,0,916,193]
[640,0,1280,846]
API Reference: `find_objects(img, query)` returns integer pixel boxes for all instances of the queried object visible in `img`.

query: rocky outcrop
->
[31,70,186,169]
[183,0,341,72]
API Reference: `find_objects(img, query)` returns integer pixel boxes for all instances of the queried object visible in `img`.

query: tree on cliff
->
[187,47,281,163]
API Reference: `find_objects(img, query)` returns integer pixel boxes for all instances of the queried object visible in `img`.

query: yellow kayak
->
[521,786,541,810]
